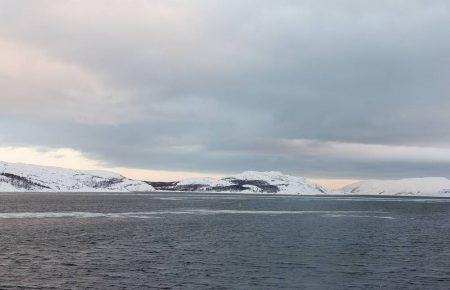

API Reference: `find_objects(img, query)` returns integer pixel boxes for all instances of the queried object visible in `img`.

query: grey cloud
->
[0,0,450,178]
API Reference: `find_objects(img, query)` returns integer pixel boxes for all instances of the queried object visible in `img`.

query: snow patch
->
[341,177,450,197]
[0,161,154,192]
[177,177,232,187]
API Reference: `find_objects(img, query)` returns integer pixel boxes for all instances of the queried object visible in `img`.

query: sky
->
[0,1,449,188]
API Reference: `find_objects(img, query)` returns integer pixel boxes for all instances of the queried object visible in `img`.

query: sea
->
[0,192,449,289]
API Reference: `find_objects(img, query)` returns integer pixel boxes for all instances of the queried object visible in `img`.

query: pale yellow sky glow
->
[0,147,101,170]
[0,146,357,189]
[0,146,223,180]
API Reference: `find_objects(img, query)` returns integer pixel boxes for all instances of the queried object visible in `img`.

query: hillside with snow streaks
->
[149,171,328,195]
[3,160,449,197]
[0,161,154,192]
[341,177,450,197]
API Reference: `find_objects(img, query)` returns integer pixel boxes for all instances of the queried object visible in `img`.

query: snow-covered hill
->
[3,160,448,197]
[0,161,154,192]
[148,171,328,195]
[341,177,450,197]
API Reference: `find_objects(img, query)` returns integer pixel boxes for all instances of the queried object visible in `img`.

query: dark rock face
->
[147,181,177,188]
[0,173,50,190]
[91,178,124,189]
[314,185,327,194]
[146,181,179,191]
[146,181,210,192]
[147,179,280,193]
[221,179,279,193]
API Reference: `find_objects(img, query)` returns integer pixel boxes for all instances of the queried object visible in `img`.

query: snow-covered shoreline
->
[148,171,328,195]
[0,161,154,192]
[341,177,450,197]
[2,161,450,197]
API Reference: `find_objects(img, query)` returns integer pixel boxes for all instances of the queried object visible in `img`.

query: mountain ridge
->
[341,177,450,196]
[2,161,450,196]
[0,161,154,192]
[148,171,328,195]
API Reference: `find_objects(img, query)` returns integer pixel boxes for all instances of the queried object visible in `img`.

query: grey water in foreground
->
[1,193,450,289]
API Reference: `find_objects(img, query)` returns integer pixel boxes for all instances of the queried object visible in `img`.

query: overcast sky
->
[0,0,449,183]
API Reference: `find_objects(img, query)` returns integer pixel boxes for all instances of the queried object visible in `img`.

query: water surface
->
[0,192,449,289]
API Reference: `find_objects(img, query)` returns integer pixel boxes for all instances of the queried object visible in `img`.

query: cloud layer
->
[1,0,450,179]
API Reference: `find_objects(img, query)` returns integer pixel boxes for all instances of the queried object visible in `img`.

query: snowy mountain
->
[3,160,449,196]
[341,177,450,197]
[0,161,154,192]
[148,171,328,195]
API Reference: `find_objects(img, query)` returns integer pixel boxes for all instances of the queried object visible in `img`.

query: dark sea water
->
[0,192,450,289]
